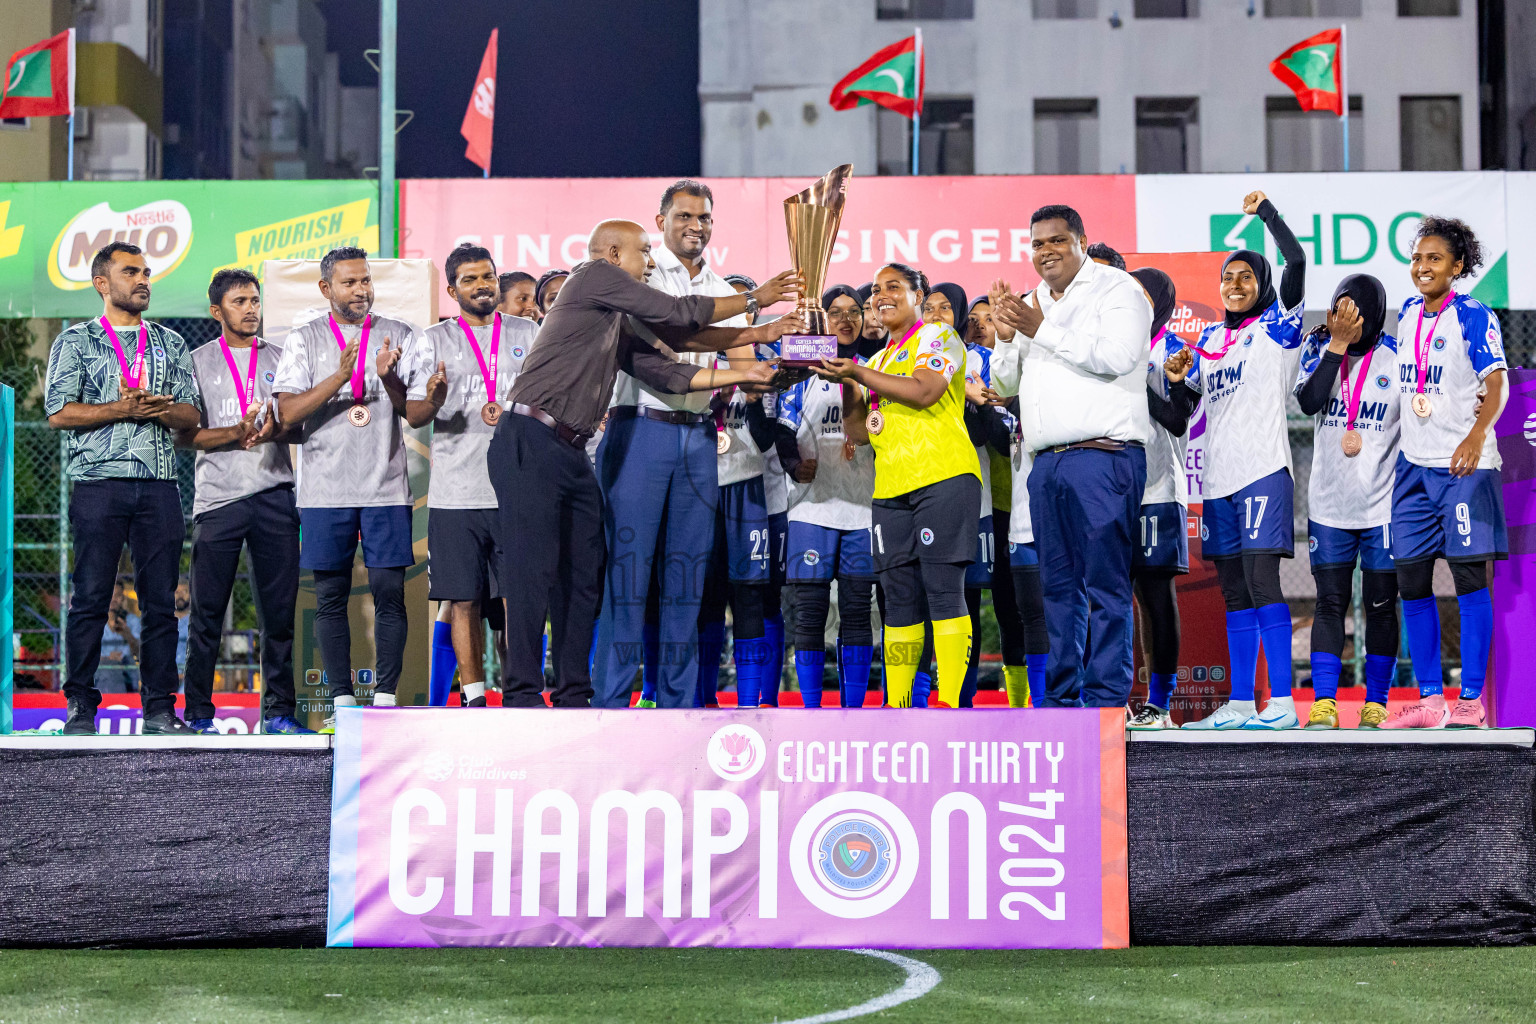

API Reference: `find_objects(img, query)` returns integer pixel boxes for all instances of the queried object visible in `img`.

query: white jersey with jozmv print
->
[777,371,874,531]
[1296,332,1402,530]
[1395,294,1507,471]
[1144,328,1190,508]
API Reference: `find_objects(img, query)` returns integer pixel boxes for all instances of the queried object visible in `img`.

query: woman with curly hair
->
[1382,216,1509,729]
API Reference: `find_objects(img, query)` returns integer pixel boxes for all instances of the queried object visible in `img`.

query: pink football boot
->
[1446,697,1486,729]
[1380,693,1449,729]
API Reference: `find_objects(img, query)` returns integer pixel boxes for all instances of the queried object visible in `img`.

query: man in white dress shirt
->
[590,180,798,707]
[989,205,1151,708]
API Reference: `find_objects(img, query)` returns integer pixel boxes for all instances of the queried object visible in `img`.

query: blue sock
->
[1457,588,1493,700]
[695,620,725,707]
[1256,603,1292,698]
[1401,596,1443,698]
[840,643,875,708]
[734,636,767,708]
[429,618,456,707]
[1309,652,1342,701]
[1026,653,1047,702]
[1365,653,1395,705]
[795,649,825,708]
[762,614,784,706]
[913,670,932,709]
[640,622,660,703]
[1226,609,1261,702]
[1148,671,1177,710]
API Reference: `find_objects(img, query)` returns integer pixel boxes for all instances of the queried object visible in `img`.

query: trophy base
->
[778,334,838,367]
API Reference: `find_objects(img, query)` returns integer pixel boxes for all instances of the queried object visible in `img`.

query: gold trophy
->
[779,163,852,368]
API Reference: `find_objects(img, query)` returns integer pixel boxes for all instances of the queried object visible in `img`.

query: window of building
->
[0,117,29,131]
[877,0,974,17]
[1135,0,1197,15]
[877,98,974,175]
[1033,0,1096,18]
[1400,96,1461,170]
[1398,0,1458,13]
[1266,95,1363,171]
[1136,97,1200,172]
[1034,98,1098,174]
[1264,0,1360,15]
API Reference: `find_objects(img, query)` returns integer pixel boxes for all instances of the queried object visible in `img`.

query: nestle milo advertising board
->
[0,181,380,318]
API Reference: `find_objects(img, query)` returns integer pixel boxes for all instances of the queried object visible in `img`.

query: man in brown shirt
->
[491,219,800,708]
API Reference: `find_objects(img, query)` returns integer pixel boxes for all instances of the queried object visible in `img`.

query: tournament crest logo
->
[1309,536,1319,553]
[1375,374,1390,389]
[264,371,276,383]
[512,346,525,358]
[790,793,920,918]
[817,819,892,893]
[705,724,766,782]
[802,549,821,566]
[919,528,935,545]
[1433,337,1446,351]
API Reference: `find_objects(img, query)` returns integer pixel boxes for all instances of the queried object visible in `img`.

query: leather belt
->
[609,405,709,426]
[1042,436,1146,456]
[510,403,589,448]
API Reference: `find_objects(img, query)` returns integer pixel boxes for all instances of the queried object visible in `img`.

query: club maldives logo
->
[421,750,456,782]
[48,199,194,290]
[706,724,766,781]
[790,793,920,918]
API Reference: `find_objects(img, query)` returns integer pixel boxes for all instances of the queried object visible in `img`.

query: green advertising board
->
[0,181,380,318]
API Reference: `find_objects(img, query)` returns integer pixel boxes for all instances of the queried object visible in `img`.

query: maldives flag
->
[1270,28,1343,116]
[829,35,924,119]
[0,28,74,119]
[460,28,497,173]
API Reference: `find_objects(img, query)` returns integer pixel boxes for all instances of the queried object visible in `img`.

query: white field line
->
[775,948,942,1024]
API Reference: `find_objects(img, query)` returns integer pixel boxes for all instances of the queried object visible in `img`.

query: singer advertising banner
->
[326,708,1128,949]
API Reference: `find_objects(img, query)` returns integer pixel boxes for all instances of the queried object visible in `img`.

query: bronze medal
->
[348,404,371,427]
[1341,430,1363,457]
[481,401,501,427]
[1412,394,1433,418]
[716,431,731,455]
[866,409,884,436]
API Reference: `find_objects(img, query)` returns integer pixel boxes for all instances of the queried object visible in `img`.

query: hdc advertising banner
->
[326,708,1129,949]
[399,175,1137,312]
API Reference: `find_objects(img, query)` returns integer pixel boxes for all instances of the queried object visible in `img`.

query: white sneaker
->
[1127,704,1173,730]
[1241,695,1299,730]
[1182,700,1256,730]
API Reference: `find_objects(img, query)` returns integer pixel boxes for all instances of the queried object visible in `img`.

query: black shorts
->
[870,473,980,573]
[427,508,501,602]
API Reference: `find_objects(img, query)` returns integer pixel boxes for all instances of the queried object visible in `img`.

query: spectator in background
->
[535,269,569,317]
[498,272,540,320]
[97,578,141,694]
[1087,242,1127,272]
[175,577,191,681]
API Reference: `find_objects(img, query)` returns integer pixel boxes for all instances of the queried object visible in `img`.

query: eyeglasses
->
[827,309,864,322]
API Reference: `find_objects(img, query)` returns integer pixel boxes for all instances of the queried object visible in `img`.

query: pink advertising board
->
[326,708,1128,949]
[399,175,1138,311]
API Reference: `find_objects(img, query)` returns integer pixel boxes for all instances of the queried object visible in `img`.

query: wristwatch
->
[744,292,760,319]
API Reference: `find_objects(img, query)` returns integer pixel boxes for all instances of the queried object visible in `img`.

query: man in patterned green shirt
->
[44,241,202,735]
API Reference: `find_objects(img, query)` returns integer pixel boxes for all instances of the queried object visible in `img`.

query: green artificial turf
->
[0,945,1533,1023]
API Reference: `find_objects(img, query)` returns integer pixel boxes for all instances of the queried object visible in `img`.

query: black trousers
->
[184,486,300,720]
[487,413,603,708]
[65,479,185,716]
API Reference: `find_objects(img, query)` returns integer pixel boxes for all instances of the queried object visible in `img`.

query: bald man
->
[491,220,802,709]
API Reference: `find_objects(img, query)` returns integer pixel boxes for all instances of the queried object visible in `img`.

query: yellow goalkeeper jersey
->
[866,321,981,500]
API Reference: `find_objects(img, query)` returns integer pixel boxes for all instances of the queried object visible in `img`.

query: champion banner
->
[326,708,1128,949]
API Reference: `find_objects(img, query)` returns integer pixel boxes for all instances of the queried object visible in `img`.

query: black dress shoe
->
[142,712,196,735]
[62,700,98,736]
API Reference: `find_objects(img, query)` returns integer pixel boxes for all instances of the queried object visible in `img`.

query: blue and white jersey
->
[964,343,997,520]
[1145,328,1190,508]
[1183,296,1305,499]
[1007,442,1035,546]
[778,367,874,531]
[758,341,789,515]
[1395,294,1506,471]
[715,383,765,487]
[1296,332,1402,530]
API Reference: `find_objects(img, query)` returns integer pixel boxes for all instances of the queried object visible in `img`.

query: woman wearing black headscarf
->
[1126,267,1195,730]
[1169,189,1307,731]
[855,282,889,358]
[1292,273,1401,730]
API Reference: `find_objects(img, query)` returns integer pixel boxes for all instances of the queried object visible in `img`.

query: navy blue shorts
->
[427,507,500,601]
[1391,455,1507,564]
[965,513,996,588]
[786,521,877,582]
[1202,469,1294,560]
[1007,539,1038,568]
[299,505,414,571]
[870,474,980,572]
[1309,520,1394,573]
[720,477,771,583]
[1133,501,1190,573]
[768,510,788,587]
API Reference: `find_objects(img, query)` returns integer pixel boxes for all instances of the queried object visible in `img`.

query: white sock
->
[463,682,487,702]
[333,694,358,708]
[1224,699,1256,717]
[1265,694,1295,710]
[373,692,397,707]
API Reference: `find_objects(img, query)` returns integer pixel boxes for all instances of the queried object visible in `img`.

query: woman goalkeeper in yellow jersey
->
[814,263,982,708]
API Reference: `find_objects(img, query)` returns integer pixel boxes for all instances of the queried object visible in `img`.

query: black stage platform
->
[0,730,1531,948]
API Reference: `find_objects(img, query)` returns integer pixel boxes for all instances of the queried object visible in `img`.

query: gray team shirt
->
[407,313,534,508]
[189,337,295,516]
[270,312,422,508]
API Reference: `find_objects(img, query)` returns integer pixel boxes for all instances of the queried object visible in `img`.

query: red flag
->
[0,28,74,119]
[1269,28,1343,116]
[460,28,497,173]
[829,35,923,120]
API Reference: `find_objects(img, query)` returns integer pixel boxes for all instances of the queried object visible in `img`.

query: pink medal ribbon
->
[100,316,148,390]
[218,335,261,417]
[1150,325,1168,353]
[326,314,371,403]
[1186,315,1258,361]
[457,314,501,405]
[869,321,924,415]
[1339,345,1376,432]
[1412,291,1454,398]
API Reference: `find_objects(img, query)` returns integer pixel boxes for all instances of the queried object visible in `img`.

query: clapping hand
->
[376,336,403,380]
[992,291,1043,339]
[965,376,1003,407]
[1163,347,1194,383]
[242,401,280,449]
[425,360,448,407]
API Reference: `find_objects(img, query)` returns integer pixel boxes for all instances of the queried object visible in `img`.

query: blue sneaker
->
[263,715,316,735]
[185,717,219,735]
